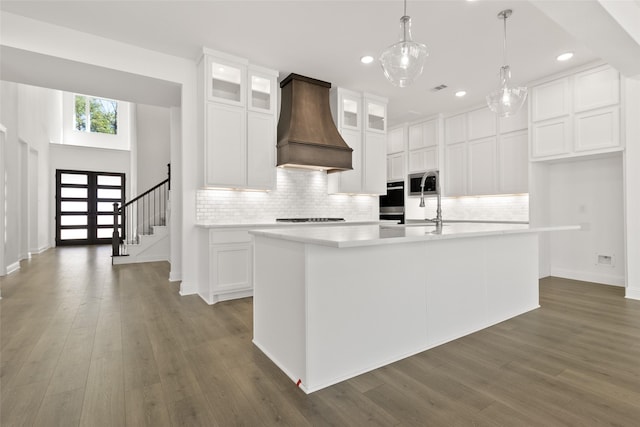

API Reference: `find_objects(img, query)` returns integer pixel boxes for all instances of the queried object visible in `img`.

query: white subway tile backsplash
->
[196,169,378,223]
[197,168,529,224]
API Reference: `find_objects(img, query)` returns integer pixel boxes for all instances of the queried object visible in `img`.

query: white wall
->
[0,81,61,274]
[624,76,640,299]
[136,104,171,194]
[546,155,625,286]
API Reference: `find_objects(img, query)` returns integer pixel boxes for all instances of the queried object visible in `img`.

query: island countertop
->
[249,223,580,248]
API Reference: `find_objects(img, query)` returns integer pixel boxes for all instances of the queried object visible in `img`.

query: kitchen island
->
[250,223,579,394]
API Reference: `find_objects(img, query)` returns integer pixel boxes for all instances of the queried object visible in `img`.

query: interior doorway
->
[55,169,125,246]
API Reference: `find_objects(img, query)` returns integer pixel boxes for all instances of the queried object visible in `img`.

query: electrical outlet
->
[596,253,615,267]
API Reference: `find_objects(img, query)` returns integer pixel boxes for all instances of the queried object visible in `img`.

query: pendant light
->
[379,0,428,88]
[486,9,527,117]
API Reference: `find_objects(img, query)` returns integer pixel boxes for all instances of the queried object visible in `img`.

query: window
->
[74,95,118,135]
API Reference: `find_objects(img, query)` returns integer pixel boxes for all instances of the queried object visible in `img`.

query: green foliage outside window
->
[75,95,118,135]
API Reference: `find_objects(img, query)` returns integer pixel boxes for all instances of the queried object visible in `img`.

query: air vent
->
[431,84,448,92]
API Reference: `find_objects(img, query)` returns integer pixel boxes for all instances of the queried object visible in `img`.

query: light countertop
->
[196,220,391,229]
[249,223,581,248]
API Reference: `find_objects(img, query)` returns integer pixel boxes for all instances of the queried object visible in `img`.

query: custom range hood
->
[277,73,353,172]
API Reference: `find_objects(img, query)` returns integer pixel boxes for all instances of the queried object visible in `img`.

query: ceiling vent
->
[430,84,448,92]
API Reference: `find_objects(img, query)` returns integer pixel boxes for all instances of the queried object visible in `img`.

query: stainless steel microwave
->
[408,172,437,196]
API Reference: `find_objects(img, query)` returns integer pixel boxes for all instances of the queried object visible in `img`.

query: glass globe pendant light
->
[379,0,428,88]
[486,9,527,117]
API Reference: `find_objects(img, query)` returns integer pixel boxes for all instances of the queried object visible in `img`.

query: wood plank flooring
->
[2,245,640,426]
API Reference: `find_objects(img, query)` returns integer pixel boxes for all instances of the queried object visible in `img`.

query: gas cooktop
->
[276,218,345,223]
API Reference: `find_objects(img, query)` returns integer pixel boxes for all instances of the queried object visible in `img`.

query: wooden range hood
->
[276,73,353,172]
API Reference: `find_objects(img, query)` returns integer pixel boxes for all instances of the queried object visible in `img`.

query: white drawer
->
[209,229,252,244]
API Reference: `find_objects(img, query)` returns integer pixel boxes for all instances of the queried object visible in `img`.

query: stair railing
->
[112,164,170,257]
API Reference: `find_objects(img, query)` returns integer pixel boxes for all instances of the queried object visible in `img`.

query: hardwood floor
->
[2,245,640,426]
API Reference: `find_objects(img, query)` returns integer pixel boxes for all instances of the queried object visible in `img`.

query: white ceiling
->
[0,1,636,126]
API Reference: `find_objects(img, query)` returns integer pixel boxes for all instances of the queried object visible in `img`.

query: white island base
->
[252,225,566,394]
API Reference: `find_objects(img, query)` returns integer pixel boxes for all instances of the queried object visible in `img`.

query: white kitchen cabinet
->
[445,142,466,196]
[467,107,496,141]
[387,152,405,181]
[329,89,387,195]
[468,137,497,196]
[249,66,278,114]
[409,118,438,150]
[207,229,253,304]
[499,102,528,134]
[530,63,621,161]
[200,48,277,189]
[574,106,619,153]
[365,96,386,133]
[531,77,570,122]
[531,117,571,158]
[408,147,438,174]
[498,130,528,194]
[363,131,387,193]
[207,55,247,106]
[206,103,246,187]
[574,65,619,112]
[247,112,276,189]
[445,114,466,145]
[387,126,404,154]
[442,104,527,196]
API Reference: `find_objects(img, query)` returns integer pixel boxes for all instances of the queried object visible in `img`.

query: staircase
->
[112,164,170,265]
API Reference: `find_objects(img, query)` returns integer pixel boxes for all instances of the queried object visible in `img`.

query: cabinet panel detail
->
[574,66,619,113]
[445,114,466,145]
[387,153,405,181]
[210,244,252,293]
[387,127,404,154]
[532,78,569,122]
[408,147,438,174]
[531,117,571,158]
[498,131,528,194]
[468,137,497,196]
[408,123,423,151]
[364,132,388,193]
[574,107,620,152]
[206,103,247,186]
[247,112,276,189]
[467,107,497,140]
[445,142,466,196]
[499,102,528,134]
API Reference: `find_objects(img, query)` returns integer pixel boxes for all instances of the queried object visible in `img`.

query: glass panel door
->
[56,170,125,246]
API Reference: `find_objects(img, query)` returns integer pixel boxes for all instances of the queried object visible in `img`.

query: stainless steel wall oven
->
[379,180,405,224]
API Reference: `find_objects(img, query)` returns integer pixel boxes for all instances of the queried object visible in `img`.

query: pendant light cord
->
[503,12,508,66]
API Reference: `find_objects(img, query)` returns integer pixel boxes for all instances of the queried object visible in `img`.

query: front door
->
[55,170,125,246]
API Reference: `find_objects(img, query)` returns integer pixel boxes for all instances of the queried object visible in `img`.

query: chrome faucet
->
[419,169,443,230]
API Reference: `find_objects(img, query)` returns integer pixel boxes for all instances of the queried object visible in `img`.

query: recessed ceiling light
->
[360,55,374,64]
[455,90,467,97]
[557,52,574,61]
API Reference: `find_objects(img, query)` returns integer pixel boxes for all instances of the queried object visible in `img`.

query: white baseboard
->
[32,245,50,255]
[179,281,197,296]
[6,261,20,275]
[625,287,640,300]
[169,270,182,282]
[550,267,625,287]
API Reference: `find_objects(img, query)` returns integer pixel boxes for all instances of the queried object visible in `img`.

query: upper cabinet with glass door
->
[364,95,387,133]
[206,52,248,106]
[248,66,278,114]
